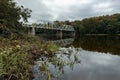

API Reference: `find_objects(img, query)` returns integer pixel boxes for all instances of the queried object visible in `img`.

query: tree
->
[68,13,120,35]
[0,0,32,37]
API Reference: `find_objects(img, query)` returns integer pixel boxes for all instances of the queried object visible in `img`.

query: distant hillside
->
[56,13,120,35]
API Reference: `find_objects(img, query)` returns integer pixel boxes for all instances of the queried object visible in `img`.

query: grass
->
[0,36,59,80]
[0,47,31,80]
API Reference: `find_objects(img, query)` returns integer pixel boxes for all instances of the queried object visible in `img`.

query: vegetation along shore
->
[0,0,120,80]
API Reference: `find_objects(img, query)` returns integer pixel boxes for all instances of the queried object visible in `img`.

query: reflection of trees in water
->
[33,47,81,80]
[73,36,120,55]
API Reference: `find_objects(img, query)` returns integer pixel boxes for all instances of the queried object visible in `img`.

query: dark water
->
[33,35,120,80]
[73,36,120,55]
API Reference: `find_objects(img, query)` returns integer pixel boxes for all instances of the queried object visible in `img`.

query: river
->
[32,35,120,80]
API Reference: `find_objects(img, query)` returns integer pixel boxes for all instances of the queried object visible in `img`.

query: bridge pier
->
[27,24,75,37]
[56,30,62,39]
[72,31,75,37]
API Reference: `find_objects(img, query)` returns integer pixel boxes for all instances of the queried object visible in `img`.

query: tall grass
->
[0,36,59,80]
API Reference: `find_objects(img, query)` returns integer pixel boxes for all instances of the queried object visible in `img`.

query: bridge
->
[24,23,75,38]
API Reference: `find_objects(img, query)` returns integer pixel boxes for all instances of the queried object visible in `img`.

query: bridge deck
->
[25,24,75,31]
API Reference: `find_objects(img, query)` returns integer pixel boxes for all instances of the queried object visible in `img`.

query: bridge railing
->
[23,23,75,31]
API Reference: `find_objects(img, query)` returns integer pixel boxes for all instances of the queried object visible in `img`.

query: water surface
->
[33,35,120,80]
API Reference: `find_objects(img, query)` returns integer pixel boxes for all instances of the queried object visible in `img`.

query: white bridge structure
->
[24,23,75,37]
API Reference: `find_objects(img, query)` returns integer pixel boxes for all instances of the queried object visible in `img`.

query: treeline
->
[0,0,31,38]
[56,13,120,35]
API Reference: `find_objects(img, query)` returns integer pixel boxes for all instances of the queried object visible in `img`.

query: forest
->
[57,14,120,35]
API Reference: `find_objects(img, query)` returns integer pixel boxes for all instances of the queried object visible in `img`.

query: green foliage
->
[0,36,60,80]
[48,44,59,52]
[36,47,81,80]
[69,13,120,35]
[0,23,11,38]
[0,45,32,80]
[0,0,32,37]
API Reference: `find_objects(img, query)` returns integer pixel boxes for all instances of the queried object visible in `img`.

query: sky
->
[15,0,120,23]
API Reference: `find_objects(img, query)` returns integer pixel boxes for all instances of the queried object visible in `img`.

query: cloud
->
[15,0,120,23]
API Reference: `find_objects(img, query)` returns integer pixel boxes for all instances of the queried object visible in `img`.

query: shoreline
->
[85,34,120,36]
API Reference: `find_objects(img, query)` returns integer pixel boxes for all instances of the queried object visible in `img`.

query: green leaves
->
[70,13,120,35]
[0,0,32,38]
[48,44,59,52]
[0,46,32,80]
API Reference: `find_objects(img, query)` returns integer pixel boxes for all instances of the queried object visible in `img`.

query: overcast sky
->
[15,0,120,23]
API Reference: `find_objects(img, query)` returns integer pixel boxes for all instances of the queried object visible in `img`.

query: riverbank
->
[0,36,59,80]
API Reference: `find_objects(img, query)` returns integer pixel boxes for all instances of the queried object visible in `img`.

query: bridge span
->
[24,23,75,38]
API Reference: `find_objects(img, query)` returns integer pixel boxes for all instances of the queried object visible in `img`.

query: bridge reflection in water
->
[46,38,74,47]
